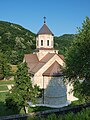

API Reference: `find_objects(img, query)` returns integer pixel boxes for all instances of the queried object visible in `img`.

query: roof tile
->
[43,61,63,76]
[37,24,54,35]
[24,53,64,75]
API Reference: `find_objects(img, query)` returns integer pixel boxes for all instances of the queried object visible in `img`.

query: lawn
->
[0,80,15,85]
[0,86,8,91]
[0,80,16,116]
[0,91,53,116]
[0,80,54,116]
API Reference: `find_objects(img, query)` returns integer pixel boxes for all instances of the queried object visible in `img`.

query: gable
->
[43,61,63,76]
[35,53,64,75]
[24,53,64,75]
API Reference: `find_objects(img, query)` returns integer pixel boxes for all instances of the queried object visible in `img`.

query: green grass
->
[0,86,8,91]
[19,105,56,114]
[0,80,15,85]
[0,91,56,116]
[0,81,16,116]
[28,106,55,113]
[27,108,90,120]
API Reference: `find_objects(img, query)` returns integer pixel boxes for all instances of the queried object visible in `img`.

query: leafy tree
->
[0,20,76,64]
[6,63,40,113]
[65,17,90,101]
[0,52,11,80]
[0,21,36,64]
[54,34,76,55]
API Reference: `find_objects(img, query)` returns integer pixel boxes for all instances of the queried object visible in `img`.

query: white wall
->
[36,34,53,48]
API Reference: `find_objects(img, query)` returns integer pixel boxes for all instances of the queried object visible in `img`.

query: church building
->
[24,18,77,107]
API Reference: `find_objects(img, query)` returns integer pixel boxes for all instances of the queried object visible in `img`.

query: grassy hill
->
[0,21,76,64]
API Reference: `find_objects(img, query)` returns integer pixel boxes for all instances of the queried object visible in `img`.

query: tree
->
[6,63,40,114]
[65,17,90,101]
[0,52,11,80]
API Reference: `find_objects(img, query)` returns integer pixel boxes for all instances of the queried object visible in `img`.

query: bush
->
[5,95,21,113]
[0,73,4,80]
[27,108,90,120]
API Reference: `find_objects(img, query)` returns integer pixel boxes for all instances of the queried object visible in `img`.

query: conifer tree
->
[0,52,11,80]
[6,63,40,113]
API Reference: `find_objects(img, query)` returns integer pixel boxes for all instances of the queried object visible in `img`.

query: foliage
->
[0,21,76,64]
[5,62,40,113]
[65,17,90,101]
[0,21,36,64]
[0,92,18,116]
[54,34,76,55]
[0,52,11,80]
[27,108,90,120]
[73,80,90,102]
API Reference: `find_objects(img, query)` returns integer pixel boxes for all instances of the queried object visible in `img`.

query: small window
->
[47,40,49,46]
[41,40,43,46]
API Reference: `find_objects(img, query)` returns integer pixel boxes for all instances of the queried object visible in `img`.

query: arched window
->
[41,40,43,46]
[47,40,49,46]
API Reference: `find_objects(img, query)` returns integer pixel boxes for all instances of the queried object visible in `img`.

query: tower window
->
[47,40,49,46]
[41,40,43,46]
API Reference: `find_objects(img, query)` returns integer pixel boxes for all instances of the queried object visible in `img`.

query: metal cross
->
[44,16,46,23]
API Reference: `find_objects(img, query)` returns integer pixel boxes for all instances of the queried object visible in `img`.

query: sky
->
[0,0,90,36]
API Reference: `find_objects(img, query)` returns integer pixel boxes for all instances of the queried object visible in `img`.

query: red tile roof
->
[43,61,63,76]
[37,23,54,35]
[24,54,39,63]
[24,53,64,75]
[40,53,55,63]
[24,54,39,73]
[58,54,64,61]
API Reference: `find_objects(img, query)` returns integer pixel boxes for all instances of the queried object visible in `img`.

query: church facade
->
[24,19,77,107]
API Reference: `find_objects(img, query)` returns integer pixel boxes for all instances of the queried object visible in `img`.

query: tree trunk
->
[24,106,28,114]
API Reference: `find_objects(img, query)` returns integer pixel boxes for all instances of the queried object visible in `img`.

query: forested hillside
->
[0,21,76,64]
[54,34,76,55]
[0,21,36,64]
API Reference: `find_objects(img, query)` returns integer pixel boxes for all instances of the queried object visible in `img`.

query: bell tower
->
[34,17,58,60]
[36,17,54,49]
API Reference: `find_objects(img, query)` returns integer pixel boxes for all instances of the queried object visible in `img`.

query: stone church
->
[24,18,77,107]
